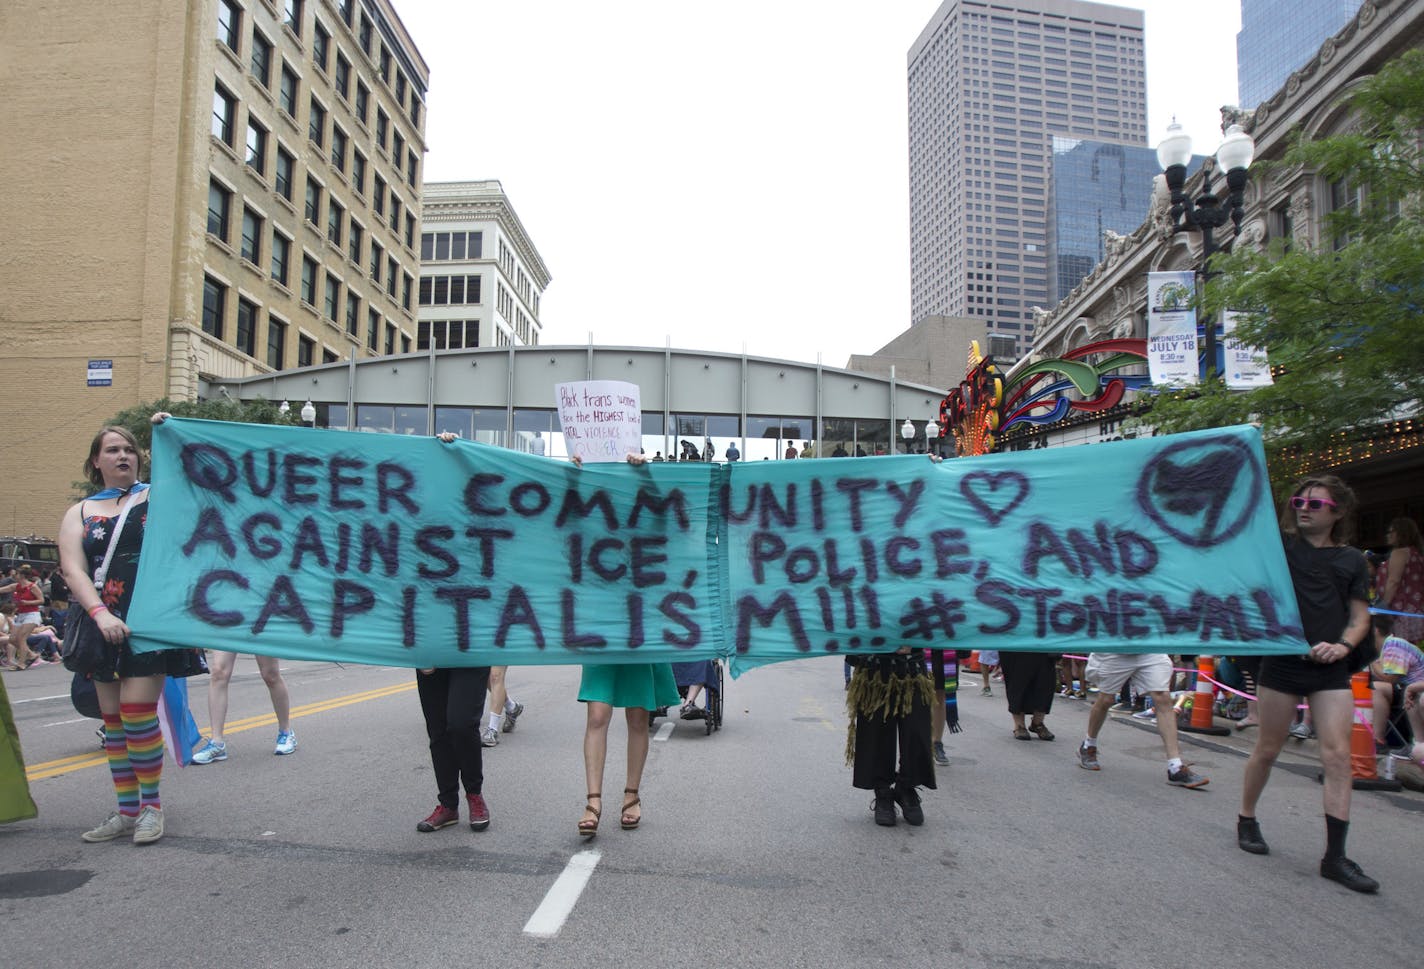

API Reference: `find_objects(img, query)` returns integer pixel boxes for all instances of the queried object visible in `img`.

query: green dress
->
[578,663,680,710]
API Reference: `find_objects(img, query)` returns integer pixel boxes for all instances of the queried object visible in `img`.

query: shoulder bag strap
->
[92,494,139,590]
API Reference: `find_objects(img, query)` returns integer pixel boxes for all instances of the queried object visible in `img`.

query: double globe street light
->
[1156,120,1256,381]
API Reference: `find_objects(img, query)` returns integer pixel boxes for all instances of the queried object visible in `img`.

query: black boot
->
[1237,817,1269,855]
[873,788,897,826]
[894,783,924,826]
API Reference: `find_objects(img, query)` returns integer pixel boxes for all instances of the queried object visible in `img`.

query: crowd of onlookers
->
[0,565,69,670]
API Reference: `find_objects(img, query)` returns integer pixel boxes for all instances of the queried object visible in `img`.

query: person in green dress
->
[577,662,680,838]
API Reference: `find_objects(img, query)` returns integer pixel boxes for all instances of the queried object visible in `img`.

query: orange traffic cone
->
[1180,655,1229,735]
[1348,671,1402,791]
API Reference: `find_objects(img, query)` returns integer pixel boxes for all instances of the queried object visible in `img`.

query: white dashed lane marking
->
[523,849,601,938]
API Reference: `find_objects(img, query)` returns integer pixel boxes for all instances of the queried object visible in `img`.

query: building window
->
[324,275,340,321]
[313,22,330,72]
[283,0,303,38]
[330,124,347,172]
[372,175,385,216]
[389,194,400,233]
[337,0,353,26]
[376,109,388,149]
[402,272,413,311]
[404,212,415,249]
[334,54,350,99]
[308,96,325,147]
[406,149,418,188]
[367,307,380,349]
[392,130,404,167]
[301,254,318,304]
[274,145,294,200]
[346,291,361,335]
[304,176,321,224]
[358,12,372,53]
[355,82,369,124]
[236,297,258,357]
[327,199,343,246]
[251,30,273,88]
[1329,179,1361,251]
[279,63,298,117]
[212,83,236,146]
[297,334,315,368]
[267,314,287,368]
[351,150,366,195]
[271,232,291,286]
[409,98,421,128]
[207,179,231,241]
[384,322,396,355]
[370,241,383,282]
[245,118,267,173]
[217,0,241,53]
[240,206,262,263]
[348,220,363,264]
[202,275,226,337]
[395,71,406,105]
[386,256,397,296]
[379,45,391,83]
[322,348,339,364]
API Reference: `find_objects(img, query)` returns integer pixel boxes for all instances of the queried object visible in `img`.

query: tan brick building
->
[0,0,427,536]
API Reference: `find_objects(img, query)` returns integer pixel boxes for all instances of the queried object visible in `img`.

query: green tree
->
[1141,49,1424,470]
[79,396,297,496]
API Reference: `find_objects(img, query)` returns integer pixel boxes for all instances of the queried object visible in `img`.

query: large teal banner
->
[129,420,1306,673]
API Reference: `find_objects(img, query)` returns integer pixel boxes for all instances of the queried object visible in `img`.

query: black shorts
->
[1258,655,1351,696]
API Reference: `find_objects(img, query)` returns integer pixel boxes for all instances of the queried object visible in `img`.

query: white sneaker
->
[480,727,499,747]
[82,811,136,843]
[274,730,297,755]
[133,805,164,845]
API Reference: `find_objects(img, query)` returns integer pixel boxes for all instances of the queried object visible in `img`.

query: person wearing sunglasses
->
[1237,475,1377,893]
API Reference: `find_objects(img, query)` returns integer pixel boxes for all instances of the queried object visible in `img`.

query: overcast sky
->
[396,0,1242,367]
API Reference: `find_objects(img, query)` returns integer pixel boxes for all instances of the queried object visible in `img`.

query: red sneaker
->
[416,804,459,832]
[467,794,490,831]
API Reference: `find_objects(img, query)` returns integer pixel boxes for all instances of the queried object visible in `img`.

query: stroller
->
[650,659,724,735]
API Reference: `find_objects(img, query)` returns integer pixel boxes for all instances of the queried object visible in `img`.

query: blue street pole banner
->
[128,419,1306,675]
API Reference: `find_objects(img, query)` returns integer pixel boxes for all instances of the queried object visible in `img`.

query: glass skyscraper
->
[907,0,1147,357]
[1046,137,1203,303]
[1237,0,1360,108]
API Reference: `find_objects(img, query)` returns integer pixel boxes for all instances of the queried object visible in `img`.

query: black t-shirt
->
[1283,536,1369,646]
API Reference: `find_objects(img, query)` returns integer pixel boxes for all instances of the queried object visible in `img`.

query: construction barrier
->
[1179,655,1230,736]
[1347,670,1402,792]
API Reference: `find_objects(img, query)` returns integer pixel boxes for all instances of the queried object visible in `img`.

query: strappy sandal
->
[1029,722,1055,741]
[578,793,601,838]
[620,788,641,830]
[1013,726,1031,740]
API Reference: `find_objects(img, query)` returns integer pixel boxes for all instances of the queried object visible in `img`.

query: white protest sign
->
[1146,271,1199,386]
[556,380,642,463]
[1222,310,1273,388]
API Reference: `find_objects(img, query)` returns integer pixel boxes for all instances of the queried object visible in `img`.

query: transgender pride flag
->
[157,677,202,767]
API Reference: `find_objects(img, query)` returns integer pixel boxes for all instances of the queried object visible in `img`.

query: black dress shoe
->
[1237,818,1269,855]
[873,789,897,827]
[1320,856,1379,894]
[894,784,924,826]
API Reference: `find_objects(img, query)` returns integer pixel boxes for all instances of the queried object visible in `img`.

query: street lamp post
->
[900,418,915,454]
[300,399,316,427]
[1156,121,1255,380]
[925,419,939,457]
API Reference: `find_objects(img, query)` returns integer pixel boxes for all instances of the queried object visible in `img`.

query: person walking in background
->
[190,651,297,763]
[1237,475,1377,893]
[60,424,207,845]
[480,666,525,747]
[1377,517,1424,644]
[1076,653,1208,789]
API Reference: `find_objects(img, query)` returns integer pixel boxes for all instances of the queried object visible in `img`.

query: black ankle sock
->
[1325,814,1348,859]
[1238,814,1256,824]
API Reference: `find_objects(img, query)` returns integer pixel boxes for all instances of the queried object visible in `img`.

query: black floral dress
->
[82,497,207,682]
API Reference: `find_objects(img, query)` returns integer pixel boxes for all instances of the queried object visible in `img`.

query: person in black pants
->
[845,647,936,827]
[415,666,492,833]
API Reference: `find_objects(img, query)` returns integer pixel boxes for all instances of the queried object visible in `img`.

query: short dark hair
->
[1372,612,1395,636]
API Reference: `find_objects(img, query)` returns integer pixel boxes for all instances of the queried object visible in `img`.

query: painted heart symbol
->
[959,471,1030,527]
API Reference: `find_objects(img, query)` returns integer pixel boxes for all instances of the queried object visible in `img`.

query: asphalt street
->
[2,655,1420,968]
